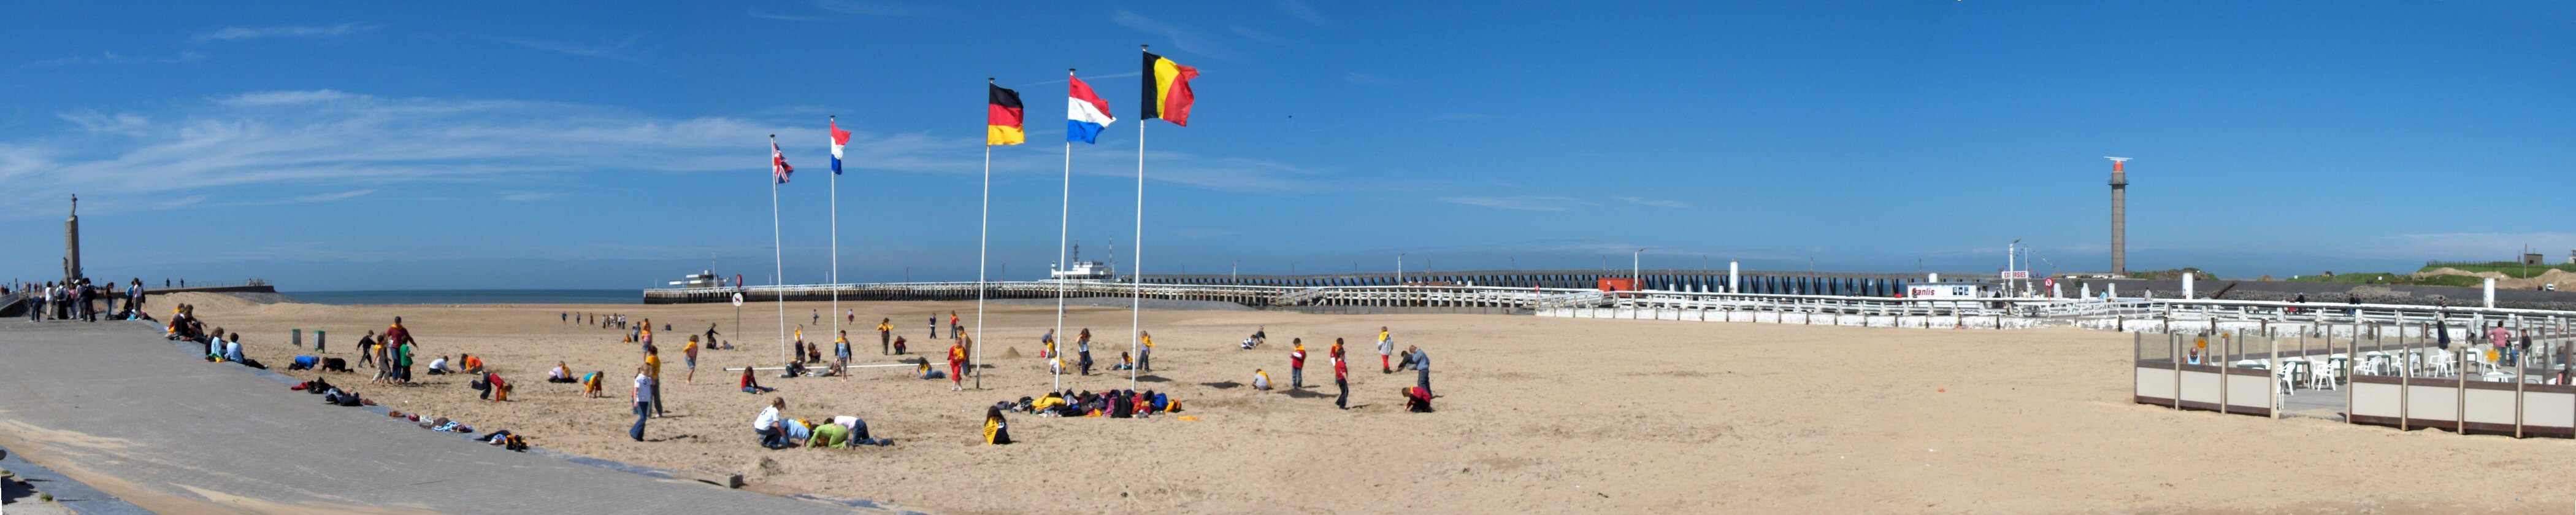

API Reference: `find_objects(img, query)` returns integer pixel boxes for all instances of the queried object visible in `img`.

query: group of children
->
[1255,327,1433,411]
[749,397,896,449]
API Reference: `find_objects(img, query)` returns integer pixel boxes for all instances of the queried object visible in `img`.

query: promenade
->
[0,319,883,514]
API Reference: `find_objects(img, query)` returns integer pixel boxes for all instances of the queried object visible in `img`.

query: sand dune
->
[166,293,2574,514]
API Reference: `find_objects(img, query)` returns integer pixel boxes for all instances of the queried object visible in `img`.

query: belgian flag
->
[987,82,1025,145]
[1140,50,1198,126]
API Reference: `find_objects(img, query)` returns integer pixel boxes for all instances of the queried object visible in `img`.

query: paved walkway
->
[0,319,885,514]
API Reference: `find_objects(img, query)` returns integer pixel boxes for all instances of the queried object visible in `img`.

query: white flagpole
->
[975,79,994,391]
[770,135,788,366]
[1131,50,1147,392]
[1056,69,1075,393]
[829,117,840,357]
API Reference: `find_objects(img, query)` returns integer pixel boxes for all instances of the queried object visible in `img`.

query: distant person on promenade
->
[629,365,653,441]
[643,345,665,417]
[878,318,894,355]
[1378,327,1396,374]
[684,335,702,384]
[1289,339,1308,389]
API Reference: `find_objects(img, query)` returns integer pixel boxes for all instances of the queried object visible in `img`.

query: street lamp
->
[1633,248,1646,291]
[1396,253,1406,286]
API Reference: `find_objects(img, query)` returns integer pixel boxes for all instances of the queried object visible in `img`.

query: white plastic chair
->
[2309,360,2339,390]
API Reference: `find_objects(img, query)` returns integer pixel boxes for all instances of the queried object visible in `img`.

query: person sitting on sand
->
[426,355,451,375]
[547,362,576,383]
[914,360,945,380]
[783,358,807,378]
[982,406,1012,445]
[891,335,907,355]
[754,398,790,449]
[1253,368,1273,390]
[1109,350,1133,371]
[742,366,776,393]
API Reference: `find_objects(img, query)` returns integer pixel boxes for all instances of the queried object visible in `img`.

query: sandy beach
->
[170,292,2576,514]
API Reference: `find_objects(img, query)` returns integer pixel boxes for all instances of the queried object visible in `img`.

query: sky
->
[2,1,2572,290]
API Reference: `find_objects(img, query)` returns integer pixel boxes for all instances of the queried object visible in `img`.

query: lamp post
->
[1396,253,1406,286]
[1633,248,1646,291]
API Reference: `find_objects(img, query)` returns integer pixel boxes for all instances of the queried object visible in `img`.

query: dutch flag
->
[1067,75,1116,144]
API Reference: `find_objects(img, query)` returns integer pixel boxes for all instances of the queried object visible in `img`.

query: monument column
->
[64,195,81,284]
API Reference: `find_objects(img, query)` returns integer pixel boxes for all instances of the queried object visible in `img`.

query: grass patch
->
[2418,261,2576,278]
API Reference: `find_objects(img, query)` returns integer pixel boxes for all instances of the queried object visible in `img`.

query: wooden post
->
[2270,335,2280,419]
[2515,316,2525,438]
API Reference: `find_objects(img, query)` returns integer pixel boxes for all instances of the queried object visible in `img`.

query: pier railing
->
[645,281,2576,331]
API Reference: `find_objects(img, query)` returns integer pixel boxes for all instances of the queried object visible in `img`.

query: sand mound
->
[999,346,1021,358]
[743,456,782,480]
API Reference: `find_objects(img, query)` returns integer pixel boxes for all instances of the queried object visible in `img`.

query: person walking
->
[643,345,665,417]
[1377,327,1396,374]
[948,336,967,391]
[1077,328,1094,376]
[1289,339,1308,389]
[629,365,654,441]
[684,335,702,384]
[1138,330,1156,373]
[949,311,962,338]
[834,330,852,381]
[877,318,894,355]
[1333,339,1351,409]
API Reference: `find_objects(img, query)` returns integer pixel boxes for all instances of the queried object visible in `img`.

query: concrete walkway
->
[0,319,883,514]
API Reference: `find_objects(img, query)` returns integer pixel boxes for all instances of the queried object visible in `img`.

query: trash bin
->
[292,328,303,349]
[315,330,326,353]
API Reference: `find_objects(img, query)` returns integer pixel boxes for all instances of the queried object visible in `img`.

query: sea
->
[283,289,640,305]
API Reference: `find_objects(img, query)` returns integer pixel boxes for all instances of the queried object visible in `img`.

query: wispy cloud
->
[27,51,204,67]
[812,0,937,17]
[1230,26,1297,46]
[0,90,1322,219]
[1439,196,1574,212]
[1274,0,1333,26]
[746,9,832,22]
[497,191,564,202]
[500,35,658,69]
[1617,196,1690,208]
[294,189,375,203]
[1346,72,1390,85]
[1112,10,1235,59]
[192,23,375,43]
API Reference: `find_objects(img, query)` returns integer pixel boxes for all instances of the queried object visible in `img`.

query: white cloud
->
[0,90,1320,219]
[1617,196,1689,208]
[1113,10,1235,59]
[27,51,204,67]
[193,23,374,43]
[294,189,374,202]
[1438,196,1573,212]
[1274,0,1333,26]
[812,0,935,17]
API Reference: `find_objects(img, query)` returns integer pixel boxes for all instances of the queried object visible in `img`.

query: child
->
[948,337,968,391]
[982,406,1012,445]
[1289,339,1307,389]
[742,366,776,393]
[684,335,702,384]
[583,371,604,398]
[1377,327,1396,374]
[548,362,575,383]
[1253,368,1272,390]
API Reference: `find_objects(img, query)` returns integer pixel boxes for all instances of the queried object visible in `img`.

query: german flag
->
[1140,50,1198,126]
[987,82,1025,145]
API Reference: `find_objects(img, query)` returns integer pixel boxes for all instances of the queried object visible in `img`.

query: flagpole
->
[829,117,840,360]
[1131,48,1148,392]
[975,79,994,391]
[1056,70,1075,393]
[770,135,788,366]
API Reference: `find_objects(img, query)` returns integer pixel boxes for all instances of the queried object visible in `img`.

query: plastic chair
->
[2309,361,2339,390]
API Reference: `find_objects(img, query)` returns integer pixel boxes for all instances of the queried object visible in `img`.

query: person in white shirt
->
[629,367,653,441]
[753,397,788,449]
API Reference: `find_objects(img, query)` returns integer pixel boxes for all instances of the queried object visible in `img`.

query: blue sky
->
[4,1,2572,290]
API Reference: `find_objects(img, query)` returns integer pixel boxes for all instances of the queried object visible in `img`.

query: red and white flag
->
[771,137,794,184]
